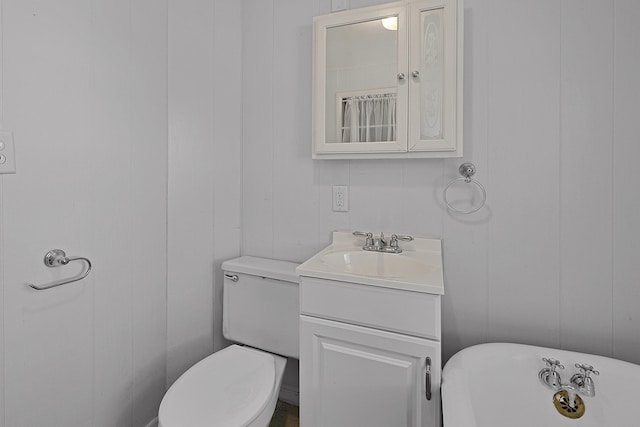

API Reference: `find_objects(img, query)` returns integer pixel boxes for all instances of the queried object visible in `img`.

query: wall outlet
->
[332,185,349,212]
[0,130,16,174]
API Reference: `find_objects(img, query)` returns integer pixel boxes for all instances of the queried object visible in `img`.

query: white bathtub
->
[442,343,640,426]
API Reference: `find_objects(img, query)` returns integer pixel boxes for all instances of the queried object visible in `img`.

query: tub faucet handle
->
[543,358,564,371]
[575,363,599,377]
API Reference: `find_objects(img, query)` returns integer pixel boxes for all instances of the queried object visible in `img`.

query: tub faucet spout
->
[569,363,599,397]
[539,358,564,390]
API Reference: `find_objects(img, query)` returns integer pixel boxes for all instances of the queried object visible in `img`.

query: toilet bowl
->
[158,256,300,427]
[158,345,287,427]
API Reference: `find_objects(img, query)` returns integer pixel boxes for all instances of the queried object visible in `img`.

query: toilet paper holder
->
[28,249,92,291]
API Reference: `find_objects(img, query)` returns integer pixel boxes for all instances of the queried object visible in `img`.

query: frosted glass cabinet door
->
[300,316,441,427]
[408,0,462,154]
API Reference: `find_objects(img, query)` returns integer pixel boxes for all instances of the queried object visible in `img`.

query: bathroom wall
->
[0,0,636,425]
[242,0,640,366]
[0,0,168,426]
[166,0,243,387]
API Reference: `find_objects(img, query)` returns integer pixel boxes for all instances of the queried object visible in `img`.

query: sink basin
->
[320,250,435,279]
[297,231,444,294]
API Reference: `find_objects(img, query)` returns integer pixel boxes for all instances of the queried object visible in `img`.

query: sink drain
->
[552,390,585,419]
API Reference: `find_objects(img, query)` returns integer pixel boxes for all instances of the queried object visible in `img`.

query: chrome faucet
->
[353,231,413,253]
[539,358,564,389]
[539,358,599,403]
[373,232,387,249]
[569,363,599,397]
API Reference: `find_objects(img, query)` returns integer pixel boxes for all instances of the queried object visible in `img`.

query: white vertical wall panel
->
[3,1,95,425]
[167,0,244,380]
[167,0,216,386]
[1,0,168,426]
[272,0,320,262]
[0,180,3,427]
[402,160,444,238]
[559,0,614,357]
[613,0,640,363]
[0,1,5,424]
[212,0,243,352]
[242,0,275,258]
[348,160,406,233]
[90,1,136,424]
[484,0,561,348]
[319,0,333,15]
[129,0,168,424]
[441,0,490,362]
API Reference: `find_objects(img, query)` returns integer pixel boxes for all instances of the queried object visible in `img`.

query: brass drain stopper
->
[553,390,585,419]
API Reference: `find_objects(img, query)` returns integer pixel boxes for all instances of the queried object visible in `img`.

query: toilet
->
[158,256,300,427]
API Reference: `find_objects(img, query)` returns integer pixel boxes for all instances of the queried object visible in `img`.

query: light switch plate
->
[0,130,16,174]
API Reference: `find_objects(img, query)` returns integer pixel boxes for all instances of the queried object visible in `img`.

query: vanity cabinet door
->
[408,0,463,155]
[300,315,441,427]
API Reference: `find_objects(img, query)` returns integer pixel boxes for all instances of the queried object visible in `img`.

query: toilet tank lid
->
[222,256,300,283]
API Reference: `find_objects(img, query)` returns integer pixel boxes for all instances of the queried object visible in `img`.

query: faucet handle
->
[543,358,564,370]
[392,234,414,242]
[575,363,599,377]
[389,234,414,251]
[353,231,374,246]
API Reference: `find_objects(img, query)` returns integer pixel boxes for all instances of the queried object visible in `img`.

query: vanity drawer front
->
[300,276,441,340]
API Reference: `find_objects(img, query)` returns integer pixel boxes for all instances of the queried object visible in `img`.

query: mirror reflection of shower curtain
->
[341,94,396,143]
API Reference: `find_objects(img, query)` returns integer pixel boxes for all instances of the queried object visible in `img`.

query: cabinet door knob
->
[397,73,406,80]
[412,70,420,78]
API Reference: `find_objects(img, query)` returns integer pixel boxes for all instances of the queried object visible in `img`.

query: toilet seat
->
[158,345,283,427]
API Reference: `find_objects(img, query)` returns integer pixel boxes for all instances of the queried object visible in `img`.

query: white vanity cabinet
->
[298,276,442,427]
[312,0,463,159]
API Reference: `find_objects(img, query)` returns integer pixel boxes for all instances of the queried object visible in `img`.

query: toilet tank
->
[222,256,299,359]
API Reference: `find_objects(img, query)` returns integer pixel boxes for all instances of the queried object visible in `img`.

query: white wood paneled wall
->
[560,0,613,357]
[167,0,242,387]
[0,0,168,426]
[242,0,640,365]
[167,0,217,388]
[613,0,640,361]
[0,1,5,423]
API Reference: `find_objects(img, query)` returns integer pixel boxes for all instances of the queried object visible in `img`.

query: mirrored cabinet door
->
[313,5,409,156]
[408,0,462,154]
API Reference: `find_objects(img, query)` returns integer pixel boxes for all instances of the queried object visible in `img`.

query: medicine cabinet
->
[312,0,463,159]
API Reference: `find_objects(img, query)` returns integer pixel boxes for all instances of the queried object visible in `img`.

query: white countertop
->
[296,231,444,294]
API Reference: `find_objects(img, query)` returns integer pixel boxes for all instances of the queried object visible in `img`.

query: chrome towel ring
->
[28,249,92,291]
[443,163,487,214]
